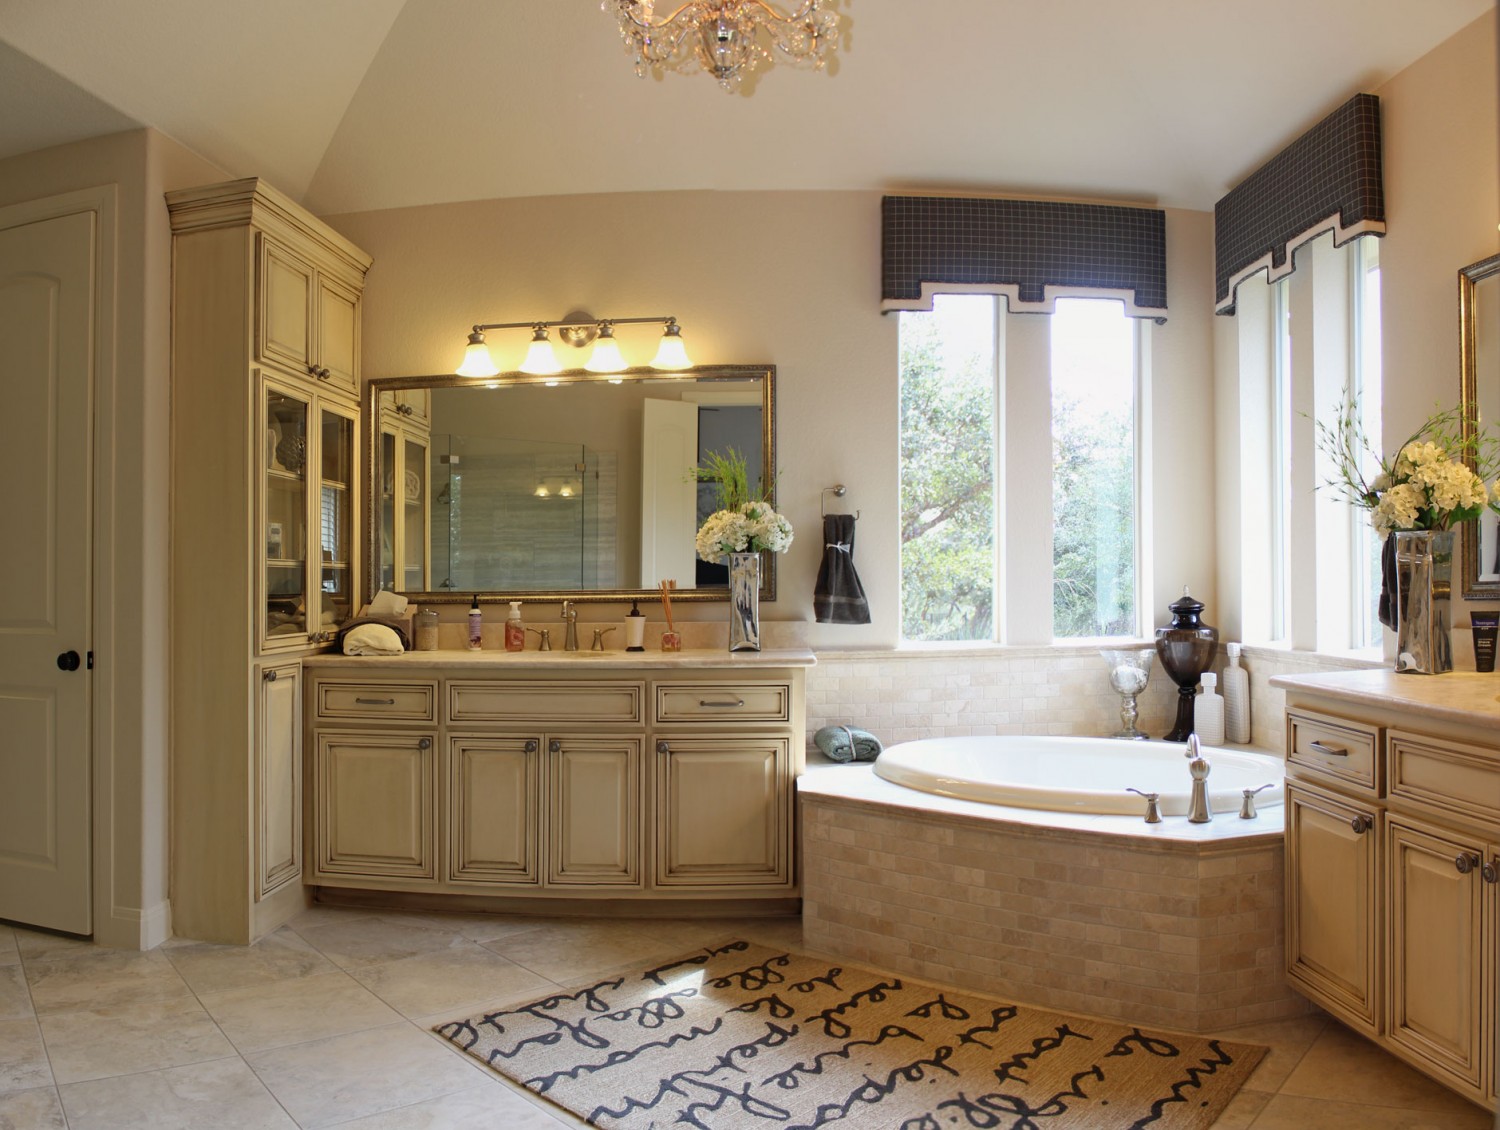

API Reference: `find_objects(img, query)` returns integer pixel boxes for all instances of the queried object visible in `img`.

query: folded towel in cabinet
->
[814,724,883,763]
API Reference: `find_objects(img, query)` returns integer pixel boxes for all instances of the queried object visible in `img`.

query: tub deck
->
[798,762,1312,1033]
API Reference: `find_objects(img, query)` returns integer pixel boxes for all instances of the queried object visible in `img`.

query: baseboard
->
[93,898,172,951]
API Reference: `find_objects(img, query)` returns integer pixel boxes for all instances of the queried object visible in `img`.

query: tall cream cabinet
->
[302,651,812,913]
[169,179,370,944]
[1277,671,1500,1111]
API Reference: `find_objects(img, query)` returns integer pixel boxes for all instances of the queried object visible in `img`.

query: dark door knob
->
[57,650,81,672]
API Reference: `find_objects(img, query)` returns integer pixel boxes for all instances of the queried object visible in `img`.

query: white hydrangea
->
[695,502,794,562]
[1410,458,1488,513]
[1372,482,1424,537]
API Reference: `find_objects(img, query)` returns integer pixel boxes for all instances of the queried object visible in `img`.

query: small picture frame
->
[267,522,283,560]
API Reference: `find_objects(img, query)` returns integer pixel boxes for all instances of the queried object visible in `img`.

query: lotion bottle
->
[1223,643,1250,743]
[505,601,525,652]
[624,600,646,652]
[1195,672,1226,746]
[468,595,483,651]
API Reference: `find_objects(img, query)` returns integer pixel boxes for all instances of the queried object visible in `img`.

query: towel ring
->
[821,484,860,520]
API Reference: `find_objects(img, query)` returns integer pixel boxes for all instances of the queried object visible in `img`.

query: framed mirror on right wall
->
[1460,251,1500,600]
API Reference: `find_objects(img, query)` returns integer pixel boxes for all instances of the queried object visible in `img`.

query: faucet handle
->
[590,627,616,651]
[526,627,552,651]
[1239,783,1274,820]
[560,600,575,620]
[1125,788,1162,824]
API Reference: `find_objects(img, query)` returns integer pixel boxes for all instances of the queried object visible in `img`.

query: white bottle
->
[1195,672,1226,746]
[1223,643,1250,744]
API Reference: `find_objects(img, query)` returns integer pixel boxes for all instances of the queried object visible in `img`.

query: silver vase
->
[728,551,761,652]
[1393,529,1453,674]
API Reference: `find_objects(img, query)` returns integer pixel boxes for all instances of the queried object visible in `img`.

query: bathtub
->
[872,735,1284,817]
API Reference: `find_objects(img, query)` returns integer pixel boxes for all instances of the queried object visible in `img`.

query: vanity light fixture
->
[605,0,840,92]
[455,312,693,377]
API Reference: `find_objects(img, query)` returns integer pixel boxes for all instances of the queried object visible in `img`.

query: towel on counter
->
[336,616,411,653]
[342,623,405,655]
[813,513,871,624]
[814,724,883,763]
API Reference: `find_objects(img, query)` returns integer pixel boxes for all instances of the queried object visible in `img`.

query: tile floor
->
[0,906,1490,1129]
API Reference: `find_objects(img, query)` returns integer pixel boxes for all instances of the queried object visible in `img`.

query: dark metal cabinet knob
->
[1455,852,1481,875]
[56,650,81,672]
[1350,814,1374,835]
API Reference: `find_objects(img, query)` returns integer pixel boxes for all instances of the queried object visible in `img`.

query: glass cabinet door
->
[318,406,356,634]
[402,433,429,591]
[263,382,310,649]
[379,429,397,591]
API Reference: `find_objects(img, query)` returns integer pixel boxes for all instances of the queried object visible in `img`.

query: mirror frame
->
[363,365,778,605]
[1460,251,1500,601]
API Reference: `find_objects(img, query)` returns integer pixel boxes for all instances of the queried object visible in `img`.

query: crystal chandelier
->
[605,1,839,91]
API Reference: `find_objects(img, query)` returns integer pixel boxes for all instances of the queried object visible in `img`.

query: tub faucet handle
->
[1239,784,1274,820]
[1125,788,1162,824]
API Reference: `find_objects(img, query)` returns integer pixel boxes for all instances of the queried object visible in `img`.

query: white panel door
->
[0,208,95,934]
[640,398,698,588]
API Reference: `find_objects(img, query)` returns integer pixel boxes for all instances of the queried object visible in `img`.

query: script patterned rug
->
[436,940,1264,1129]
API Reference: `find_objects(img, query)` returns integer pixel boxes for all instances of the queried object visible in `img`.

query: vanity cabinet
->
[1277,674,1500,1110]
[168,178,370,943]
[303,655,809,910]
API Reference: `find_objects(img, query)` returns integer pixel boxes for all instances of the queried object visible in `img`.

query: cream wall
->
[0,128,225,947]
[327,195,1218,648]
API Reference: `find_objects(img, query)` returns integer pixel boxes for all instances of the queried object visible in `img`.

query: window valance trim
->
[1215,93,1385,315]
[880,195,1168,322]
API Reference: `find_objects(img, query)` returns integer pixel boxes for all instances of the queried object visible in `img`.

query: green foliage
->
[1051,392,1135,637]
[899,314,995,641]
[692,447,762,511]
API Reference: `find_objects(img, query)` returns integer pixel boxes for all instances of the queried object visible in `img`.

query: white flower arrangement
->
[1318,398,1500,537]
[692,447,794,563]
[695,500,795,562]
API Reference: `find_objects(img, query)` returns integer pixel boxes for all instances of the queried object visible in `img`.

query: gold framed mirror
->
[364,365,777,605]
[1460,251,1500,600]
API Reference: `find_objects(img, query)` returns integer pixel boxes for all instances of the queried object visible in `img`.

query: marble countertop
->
[1270,668,1500,727]
[303,647,817,670]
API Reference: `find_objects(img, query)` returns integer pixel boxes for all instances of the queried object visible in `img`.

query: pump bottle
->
[505,602,525,652]
[467,595,483,651]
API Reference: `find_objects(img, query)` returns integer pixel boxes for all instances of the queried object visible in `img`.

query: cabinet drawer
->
[1388,730,1500,826]
[315,681,436,723]
[1288,709,1379,794]
[655,683,791,724]
[449,681,643,725]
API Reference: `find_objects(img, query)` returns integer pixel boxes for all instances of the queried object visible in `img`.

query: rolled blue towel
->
[814,725,883,764]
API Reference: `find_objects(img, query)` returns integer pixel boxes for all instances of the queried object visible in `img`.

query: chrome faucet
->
[1186,733,1212,823]
[561,601,579,651]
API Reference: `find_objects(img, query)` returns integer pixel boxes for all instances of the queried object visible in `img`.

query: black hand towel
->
[814,513,870,624]
[1378,534,1397,630]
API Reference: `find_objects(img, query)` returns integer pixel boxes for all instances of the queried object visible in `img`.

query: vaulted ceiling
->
[0,0,1491,215]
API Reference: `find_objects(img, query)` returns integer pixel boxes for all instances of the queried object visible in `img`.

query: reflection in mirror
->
[1461,252,1500,599]
[366,367,775,604]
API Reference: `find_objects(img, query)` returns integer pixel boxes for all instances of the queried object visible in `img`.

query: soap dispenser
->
[624,600,646,652]
[1195,673,1226,746]
[504,601,525,652]
[468,596,483,651]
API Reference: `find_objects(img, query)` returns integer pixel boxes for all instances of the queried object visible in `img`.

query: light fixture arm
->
[457,312,692,377]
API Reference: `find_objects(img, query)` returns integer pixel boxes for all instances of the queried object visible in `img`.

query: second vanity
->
[301,649,813,914]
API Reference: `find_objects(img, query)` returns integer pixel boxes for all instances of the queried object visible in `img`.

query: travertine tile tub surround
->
[799,767,1314,1034]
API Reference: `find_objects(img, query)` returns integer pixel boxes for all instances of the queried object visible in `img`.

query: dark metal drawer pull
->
[698,698,745,708]
[355,697,397,705]
[1307,740,1349,758]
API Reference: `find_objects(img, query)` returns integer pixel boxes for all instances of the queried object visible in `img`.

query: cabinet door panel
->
[256,662,301,899]
[449,736,540,884]
[316,275,359,397]
[655,736,790,886]
[315,732,435,880]
[547,737,641,886]
[1387,816,1485,1093]
[259,374,311,653]
[1285,783,1379,1033]
[258,235,314,374]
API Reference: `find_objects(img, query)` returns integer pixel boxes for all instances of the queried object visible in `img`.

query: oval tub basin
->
[872,735,1283,817]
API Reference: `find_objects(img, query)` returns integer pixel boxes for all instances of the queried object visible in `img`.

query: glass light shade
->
[519,328,562,375]
[584,327,628,373]
[455,332,499,377]
[651,323,693,370]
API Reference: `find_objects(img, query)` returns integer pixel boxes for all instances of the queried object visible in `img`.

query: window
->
[1350,238,1383,648]
[1050,299,1139,638]
[899,296,1141,643]
[1270,277,1293,641]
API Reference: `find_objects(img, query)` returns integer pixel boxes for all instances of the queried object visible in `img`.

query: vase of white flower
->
[1393,530,1454,674]
[692,448,793,652]
[1318,397,1500,673]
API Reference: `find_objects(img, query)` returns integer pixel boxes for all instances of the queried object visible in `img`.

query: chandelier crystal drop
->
[605,1,838,91]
